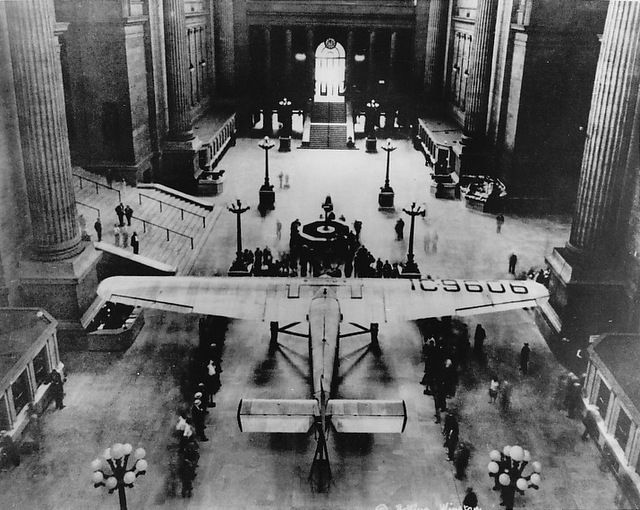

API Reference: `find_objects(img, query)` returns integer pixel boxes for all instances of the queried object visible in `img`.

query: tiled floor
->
[0,137,626,510]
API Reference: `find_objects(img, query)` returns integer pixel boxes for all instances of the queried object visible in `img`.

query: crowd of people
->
[173,318,225,498]
[237,218,418,279]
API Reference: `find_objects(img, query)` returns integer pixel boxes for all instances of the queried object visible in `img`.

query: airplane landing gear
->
[370,323,380,356]
[269,321,279,355]
[309,421,332,492]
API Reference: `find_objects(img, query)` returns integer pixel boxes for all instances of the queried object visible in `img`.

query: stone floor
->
[0,137,628,510]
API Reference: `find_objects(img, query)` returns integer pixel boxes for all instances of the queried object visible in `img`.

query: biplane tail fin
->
[326,399,407,433]
[237,398,319,433]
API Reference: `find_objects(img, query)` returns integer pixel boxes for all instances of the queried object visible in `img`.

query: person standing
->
[278,171,284,189]
[395,218,405,240]
[432,380,447,424]
[124,205,134,226]
[121,225,129,249]
[130,232,139,254]
[520,343,531,374]
[353,220,362,241]
[191,399,208,442]
[179,456,196,498]
[508,252,518,274]
[496,214,505,233]
[284,173,290,189]
[473,324,486,358]
[94,218,102,242]
[499,379,512,413]
[444,417,459,461]
[462,487,478,510]
[113,224,121,247]
[105,168,114,188]
[276,219,282,241]
[115,203,125,227]
[49,368,65,410]
[454,443,471,480]
[489,376,500,403]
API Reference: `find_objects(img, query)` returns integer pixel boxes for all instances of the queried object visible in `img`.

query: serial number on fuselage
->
[411,279,529,294]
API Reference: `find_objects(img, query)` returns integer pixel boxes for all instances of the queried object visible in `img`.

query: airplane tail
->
[237,398,319,433]
[326,399,407,433]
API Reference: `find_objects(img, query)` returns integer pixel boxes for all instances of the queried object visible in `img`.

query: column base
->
[278,136,292,152]
[544,247,630,341]
[259,186,276,214]
[19,243,103,342]
[366,137,378,153]
[378,187,395,210]
[161,137,204,193]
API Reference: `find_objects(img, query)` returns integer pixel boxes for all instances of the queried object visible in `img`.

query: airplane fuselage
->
[308,287,341,409]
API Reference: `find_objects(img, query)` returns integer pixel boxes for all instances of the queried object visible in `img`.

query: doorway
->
[315,38,345,100]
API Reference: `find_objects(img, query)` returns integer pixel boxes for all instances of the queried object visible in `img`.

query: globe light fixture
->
[91,442,147,510]
[487,445,542,510]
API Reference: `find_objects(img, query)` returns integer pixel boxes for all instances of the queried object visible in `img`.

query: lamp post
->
[378,138,396,209]
[228,199,251,275]
[258,136,276,214]
[401,202,424,277]
[365,98,379,153]
[278,97,293,152]
[91,443,147,510]
[487,445,542,510]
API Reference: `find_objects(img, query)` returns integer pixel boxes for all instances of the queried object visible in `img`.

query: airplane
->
[97,275,548,486]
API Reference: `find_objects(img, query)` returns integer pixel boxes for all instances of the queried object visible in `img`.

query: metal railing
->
[138,193,206,228]
[73,173,121,202]
[132,215,194,249]
[76,201,101,218]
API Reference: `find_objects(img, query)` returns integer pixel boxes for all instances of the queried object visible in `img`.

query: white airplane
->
[97,276,548,482]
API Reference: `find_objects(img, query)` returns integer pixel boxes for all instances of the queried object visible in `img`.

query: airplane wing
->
[97,276,548,323]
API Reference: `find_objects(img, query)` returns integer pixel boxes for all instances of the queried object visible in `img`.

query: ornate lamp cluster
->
[91,443,147,510]
[488,445,541,509]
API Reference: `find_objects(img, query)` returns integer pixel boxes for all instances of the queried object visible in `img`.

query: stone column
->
[306,27,315,98]
[264,26,272,99]
[568,0,640,260]
[163,0,195,141]
[284,28,293,94]
[367,29,376,94]
[5,0,82,261]
[545,0,640,339]
[388,31,397,93]
[463,0,499,138]
[345,30,354,95]
[424,0,449,101]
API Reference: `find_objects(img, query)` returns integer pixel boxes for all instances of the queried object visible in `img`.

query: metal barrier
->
[138,193,206,228]
[132,215,194,249]
[73,173,121,202]
[76,201,101,218]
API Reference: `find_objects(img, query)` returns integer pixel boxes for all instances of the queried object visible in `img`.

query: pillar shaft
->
[284,28,293,93]
[306,28,315,97]
[345,30,354,93]
[424,0,449,99]
[264,26,272,98]
[368,29,376,93]
[163,0,195,140]
[6,0,82,260]
[569,0,640,258]
[463,0,499,137]
[389,31,397,92]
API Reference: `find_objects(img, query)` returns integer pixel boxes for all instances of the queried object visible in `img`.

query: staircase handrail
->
[76,200,101,218]
[138,192,206,228]
[131,215,194,249]
[73,173,121,201]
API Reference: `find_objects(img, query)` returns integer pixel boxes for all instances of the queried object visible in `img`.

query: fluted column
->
[345,30,354,94]
[569,0,640,259]
[424,0,449,100]
[367,29,376,93]
[6,0,82,261]
[284,28,293,94]
[264,27,272,98]
[163,0,195,141]
[388,31,397,92]
[306,27,315,97]
[463,0,499,137]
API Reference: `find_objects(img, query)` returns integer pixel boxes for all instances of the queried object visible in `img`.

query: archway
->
[315,39,345,100]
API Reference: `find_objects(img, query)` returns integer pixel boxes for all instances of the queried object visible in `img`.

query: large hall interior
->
[0,0,639,508]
